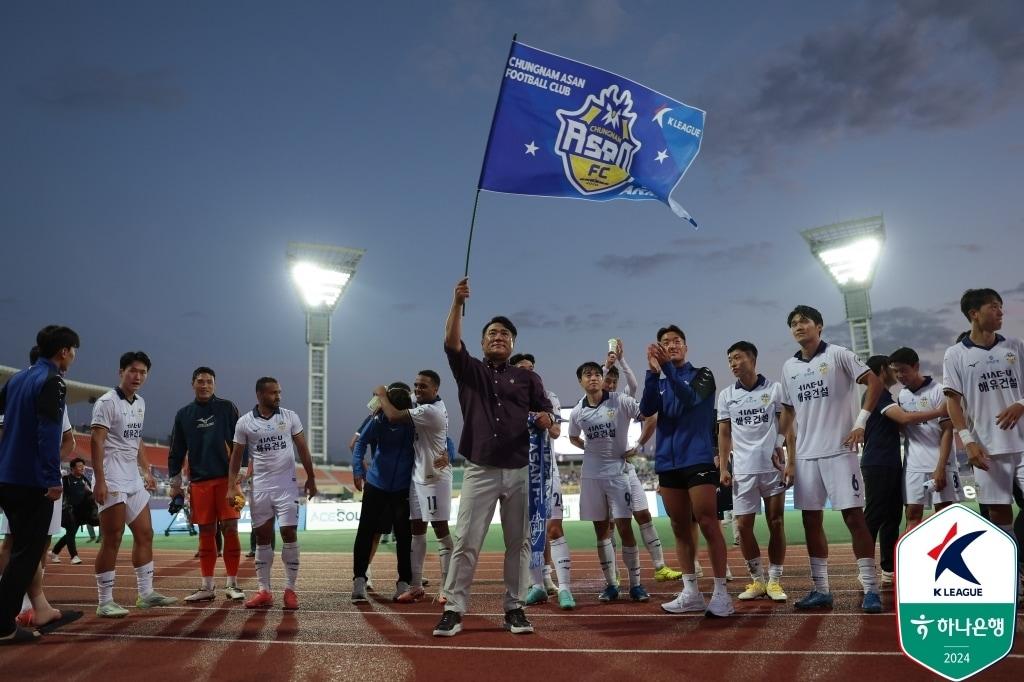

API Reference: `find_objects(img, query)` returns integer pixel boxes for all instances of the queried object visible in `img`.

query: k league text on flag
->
[479,41,706,226]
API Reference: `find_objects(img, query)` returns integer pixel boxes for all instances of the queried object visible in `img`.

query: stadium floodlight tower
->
[801,216,886,363]
[287,242,365,465]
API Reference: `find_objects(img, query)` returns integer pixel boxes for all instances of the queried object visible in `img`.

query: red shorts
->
[189,477,240,525]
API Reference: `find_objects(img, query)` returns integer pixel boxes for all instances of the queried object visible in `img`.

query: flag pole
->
[464,32,516,278]
[462,189,481,279]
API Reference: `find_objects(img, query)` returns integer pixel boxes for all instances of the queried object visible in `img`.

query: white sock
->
[639,521,665,569]
[410,534,427,589]
[96,570,115,605]
[768,563,784,582]
[597,538,616,585]
[438,534,453,587]
[713,577,728,597]
[226,575,238,588]
[134,562,154,598]
[746,556,764,582]
[256,544,274,592]
[622,544,641,588]
[550,536,571,591]
[21,594,32,612]
[857,557,878,594]
[681,574,698,596]
[544,564,554,583]
[282,542,300,590]
[809,557,829,593]
[529,563,544,588]
[202,575,215,590]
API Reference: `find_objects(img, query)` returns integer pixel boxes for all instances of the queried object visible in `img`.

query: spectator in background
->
[51,458,96,563]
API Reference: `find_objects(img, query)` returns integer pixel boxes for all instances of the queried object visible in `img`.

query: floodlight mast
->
[287,242,365,465]
[801,216,886,363]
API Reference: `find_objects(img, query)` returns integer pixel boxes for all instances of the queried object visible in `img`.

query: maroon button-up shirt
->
[445,342,554,469]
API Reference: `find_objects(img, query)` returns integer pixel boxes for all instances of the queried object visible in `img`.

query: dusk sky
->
[2,1,1022,463]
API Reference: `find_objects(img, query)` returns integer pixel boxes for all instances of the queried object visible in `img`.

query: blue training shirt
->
[0,358,67,488]
[352,413,414,493]
[639,362,716,473]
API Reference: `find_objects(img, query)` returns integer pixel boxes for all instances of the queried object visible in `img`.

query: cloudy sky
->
[2,1,1022,462]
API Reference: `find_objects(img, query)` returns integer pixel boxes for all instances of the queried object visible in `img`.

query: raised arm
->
[612,340,639,397]
[375,385,411,423]
[445,277,470,352]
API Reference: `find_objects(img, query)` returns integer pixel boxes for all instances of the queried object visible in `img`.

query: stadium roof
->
[0,365,110,405]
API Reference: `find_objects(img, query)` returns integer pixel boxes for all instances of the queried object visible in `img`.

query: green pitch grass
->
[137,503,980,554]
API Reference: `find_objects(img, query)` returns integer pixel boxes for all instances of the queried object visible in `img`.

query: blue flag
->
[479,41,706,226]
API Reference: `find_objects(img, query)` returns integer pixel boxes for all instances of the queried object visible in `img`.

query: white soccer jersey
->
[569,391,641,479]
[898,377,950,473]
[409,398,452,484]
[717,375,784,475]
[781,342,869,460]
[233,407,303,489]
[943,334,1024,455]
[91,388,146,493]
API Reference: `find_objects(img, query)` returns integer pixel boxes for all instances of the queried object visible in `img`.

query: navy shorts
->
[658,462,719,490]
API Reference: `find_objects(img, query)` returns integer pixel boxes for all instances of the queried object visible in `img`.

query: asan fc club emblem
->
[555,84,641,195]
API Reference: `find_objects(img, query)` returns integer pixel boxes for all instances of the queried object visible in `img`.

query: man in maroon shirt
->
[432,277,554,637]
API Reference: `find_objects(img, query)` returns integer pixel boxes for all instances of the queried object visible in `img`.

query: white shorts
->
[733,471,787,516]
[549,472,563,521]
[0,497,62,536]
[973,452,1024,505]
[626,467,649,513]
[251,487,299,528]
[580,476,632,521]
[98,488,150,524]
[409,478,453,522]
[904,469,963,507]
[793,453,864,511]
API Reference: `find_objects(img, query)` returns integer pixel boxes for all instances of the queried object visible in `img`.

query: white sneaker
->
[70,556,83,565]
[726,565,734,582]
[224,585,245,600]
[879,570,894,585]
[185,588,216,603]
[49,552,61,564]
[661,591,706,614]
[705,591,735,618]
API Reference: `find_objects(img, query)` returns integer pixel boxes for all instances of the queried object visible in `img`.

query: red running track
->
[2,545,1021,681]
